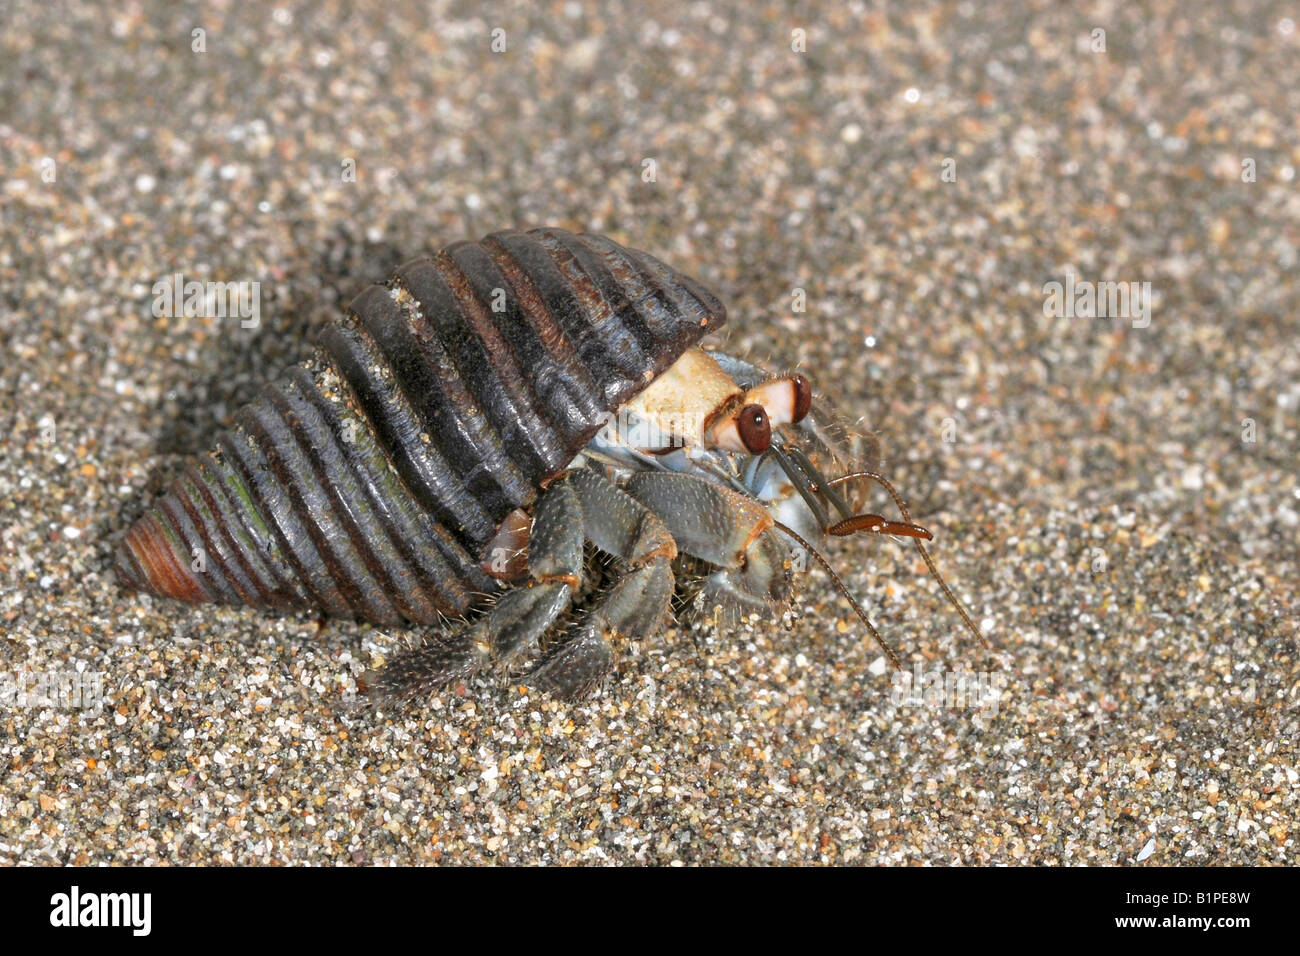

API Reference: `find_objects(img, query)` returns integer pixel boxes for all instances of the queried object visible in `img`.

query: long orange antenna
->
[829,471,991,651]
[770,519,901,670]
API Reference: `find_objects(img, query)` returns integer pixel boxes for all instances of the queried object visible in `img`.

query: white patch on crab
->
[750,458,824,564]
[620,347,741,449]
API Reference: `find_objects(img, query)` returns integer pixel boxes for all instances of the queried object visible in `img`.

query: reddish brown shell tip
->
[115,512,209,603]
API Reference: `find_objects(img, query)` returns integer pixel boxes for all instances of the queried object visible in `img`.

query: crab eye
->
[791,373,812,423]
[736,404,771,454]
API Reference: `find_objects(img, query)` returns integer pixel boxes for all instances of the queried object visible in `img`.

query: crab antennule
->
[786,444,854,521]
[828,514,934,539]
[766,442,831,529]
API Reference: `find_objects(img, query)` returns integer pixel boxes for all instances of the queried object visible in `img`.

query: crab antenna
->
[771,519,901,670]
[828,471,991,651]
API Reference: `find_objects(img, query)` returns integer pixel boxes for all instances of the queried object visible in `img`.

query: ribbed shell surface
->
[115,228,726,626]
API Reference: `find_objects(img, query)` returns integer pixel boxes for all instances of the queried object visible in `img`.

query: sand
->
[1,0,1295,864]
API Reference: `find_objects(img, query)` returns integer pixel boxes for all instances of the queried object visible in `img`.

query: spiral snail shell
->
[116,228,725,627]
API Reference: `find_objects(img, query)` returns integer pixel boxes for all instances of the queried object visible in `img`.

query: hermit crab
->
[116,227,987,704]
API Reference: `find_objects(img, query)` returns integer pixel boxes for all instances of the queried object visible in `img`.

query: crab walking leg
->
[364,478,586,706]
[622,471,792,615]
[367,468,680,704]
[527,468,678,699]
